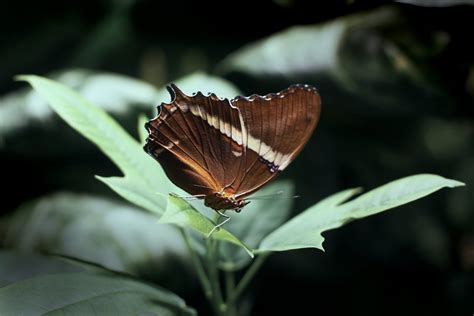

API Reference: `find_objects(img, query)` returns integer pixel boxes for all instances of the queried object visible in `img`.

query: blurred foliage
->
[0,0,473,315]
[395,0,474,6]
[0,193,193,287]
[218,7,453,118]
[0,251,195,315]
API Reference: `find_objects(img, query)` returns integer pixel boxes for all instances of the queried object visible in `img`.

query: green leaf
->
[219,180,295,270]
[1,69,158,139]
[258,174,465,252]
[17,75,173,213]
[0,252,195,316]
[1,193,189,277]
[160,195,254,258]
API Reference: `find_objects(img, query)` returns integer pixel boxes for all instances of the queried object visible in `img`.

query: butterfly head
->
[204,191,250,212]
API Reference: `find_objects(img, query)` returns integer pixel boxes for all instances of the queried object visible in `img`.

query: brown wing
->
[231,84,321,198]
[144,84,248,197]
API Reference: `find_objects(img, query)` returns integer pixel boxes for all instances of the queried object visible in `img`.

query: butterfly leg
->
[207,210,231,238]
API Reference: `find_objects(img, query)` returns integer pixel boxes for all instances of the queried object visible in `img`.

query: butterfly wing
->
[144,84,248,197]
[231,84,321,198]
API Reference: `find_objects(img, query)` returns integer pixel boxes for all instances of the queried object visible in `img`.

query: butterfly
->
[144,83,321,214]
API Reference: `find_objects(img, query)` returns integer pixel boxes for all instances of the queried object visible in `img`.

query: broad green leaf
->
[219,180,295,270]
[258,174,465,252]
[17,75,173,213]
[0,252,195,316]
[1,193,189,276]
[160,195,254,258]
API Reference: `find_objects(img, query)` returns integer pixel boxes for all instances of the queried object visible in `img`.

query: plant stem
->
[178,228,212,299]
[225,269,235,299]
[227,252,270,306]
[206,237,226,316]
[225,270,236,316]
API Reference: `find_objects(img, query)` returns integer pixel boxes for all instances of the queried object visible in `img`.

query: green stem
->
[206,237,226,316]
[227,253,270,306]
[225,270,236,316]
[225,270,235,299]
[178,228,212,299]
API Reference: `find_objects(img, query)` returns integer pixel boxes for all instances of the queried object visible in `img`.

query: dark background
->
[0,0,473,315]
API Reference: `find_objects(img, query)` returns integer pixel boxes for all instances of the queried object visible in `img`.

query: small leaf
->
[219,180,295,270]
[0,251,195,316]
[160,195,254,258]
[258,174,465,252]
[17,75,174,213]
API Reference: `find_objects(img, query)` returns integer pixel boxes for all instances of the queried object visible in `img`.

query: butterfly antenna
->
[207,210,231,238]
[246,191,300,201]
[191,184,214,190]
[170,193,206,200]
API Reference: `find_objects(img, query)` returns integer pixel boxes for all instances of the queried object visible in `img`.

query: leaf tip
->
[14,74,33,82]
[448,179,466,188]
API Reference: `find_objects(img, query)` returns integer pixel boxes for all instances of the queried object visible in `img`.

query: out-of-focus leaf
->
[258,174,465,252]
[160,195,254,258]
[217,7,452,117]
[155,71,241,101]
[219,180,295,271]
[0,69,158,143]
[420,118,473,161]
[71,10,136,67]
[1,193,188,276]
[218,21,345,78]
[395,0,474,6]
[17,75,173,213]
[0,251,195,316]
[0,251,100,287]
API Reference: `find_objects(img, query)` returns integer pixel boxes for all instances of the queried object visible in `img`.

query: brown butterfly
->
[144,84,321,215]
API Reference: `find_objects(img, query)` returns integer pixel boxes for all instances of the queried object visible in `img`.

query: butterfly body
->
[204,191,249,211]
[144,84,321,211]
